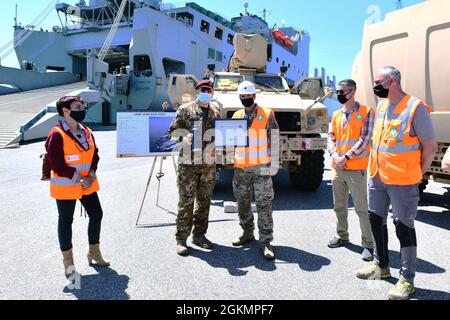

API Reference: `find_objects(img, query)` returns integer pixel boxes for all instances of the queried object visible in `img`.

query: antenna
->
[260,9,271,21]
[244,2,249,15]
[14,4,18,28]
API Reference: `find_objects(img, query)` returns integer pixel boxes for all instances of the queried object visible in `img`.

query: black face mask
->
[337,93,352,104]
[70,110,86,123]
[373,84,390,98]
[240,98,255,108]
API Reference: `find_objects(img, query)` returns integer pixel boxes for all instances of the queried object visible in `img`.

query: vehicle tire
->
[289,150,325,191]
[419,179,428,195]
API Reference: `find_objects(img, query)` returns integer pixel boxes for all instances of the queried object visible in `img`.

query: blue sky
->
[0,0,424,81]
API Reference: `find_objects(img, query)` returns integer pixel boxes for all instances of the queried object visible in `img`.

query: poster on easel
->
[116,112,178,158]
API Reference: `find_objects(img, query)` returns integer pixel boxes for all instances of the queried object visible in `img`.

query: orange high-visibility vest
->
[331,104,373,171]
[233,106,272,168]
[369,95,431,185]
[50,126,100,200]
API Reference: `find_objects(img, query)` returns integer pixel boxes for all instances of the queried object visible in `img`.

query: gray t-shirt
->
[387,104,435,142]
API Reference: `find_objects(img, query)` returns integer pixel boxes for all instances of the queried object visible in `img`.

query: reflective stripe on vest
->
[49,126,99,200]
[331,105,372,170]
[233,107,272,168]
[369,95,429,185]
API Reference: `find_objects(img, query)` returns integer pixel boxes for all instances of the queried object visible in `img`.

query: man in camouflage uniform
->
[231,81,280,260]
[168,80,221,256]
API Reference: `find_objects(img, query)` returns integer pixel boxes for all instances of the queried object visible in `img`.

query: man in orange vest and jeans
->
[327,79,375,262]
[231,81,280,260]
[356,67,438,300]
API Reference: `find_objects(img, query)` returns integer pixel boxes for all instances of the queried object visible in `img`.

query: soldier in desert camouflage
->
[231,81,280,260]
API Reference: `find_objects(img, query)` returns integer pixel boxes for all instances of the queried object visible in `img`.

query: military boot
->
[176,240,189,256]
[232,232,255,247]
[261,242,275,260]
[192,235,213,249]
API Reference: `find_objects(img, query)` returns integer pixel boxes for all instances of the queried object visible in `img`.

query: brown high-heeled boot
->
[62,249,76,278]
[87,244,110,266]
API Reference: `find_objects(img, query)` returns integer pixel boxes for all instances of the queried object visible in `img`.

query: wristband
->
[345,155,350,160]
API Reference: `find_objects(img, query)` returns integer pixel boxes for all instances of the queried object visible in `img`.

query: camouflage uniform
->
[233,104,279,243]
[168,100,221,241]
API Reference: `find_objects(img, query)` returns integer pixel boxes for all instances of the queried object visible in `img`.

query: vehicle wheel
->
[289,151,325,191]
[419,179,428,194]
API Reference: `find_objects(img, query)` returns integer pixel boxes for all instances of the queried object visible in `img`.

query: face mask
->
[337,93,352,104]
[373,82,390,98]
[240,98,255,108]
[70,110,86,123]
[198,92,212,104]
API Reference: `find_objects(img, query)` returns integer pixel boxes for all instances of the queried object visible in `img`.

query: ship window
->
[227,34,234,45]
[134,55,152,75]
[282,60,285,66]
[215,27,223,40]
[276,57,279,63]
[162,58,186,76]
[200,20,210,33]
[208,48,215,59]
[215,50,223,62]
[176,12,194,27]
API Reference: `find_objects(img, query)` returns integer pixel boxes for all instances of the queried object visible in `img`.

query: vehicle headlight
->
[307,116,316,127]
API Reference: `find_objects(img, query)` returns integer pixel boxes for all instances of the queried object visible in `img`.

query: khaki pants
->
[331,169,373,249]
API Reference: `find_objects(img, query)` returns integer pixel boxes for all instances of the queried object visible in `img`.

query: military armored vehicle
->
[352,0,450,192]
[168,33,331,191]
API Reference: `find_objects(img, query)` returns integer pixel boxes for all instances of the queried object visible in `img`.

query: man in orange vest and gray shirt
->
[356,67,438,300]
[327,79,375,262]
[231,81,279,260]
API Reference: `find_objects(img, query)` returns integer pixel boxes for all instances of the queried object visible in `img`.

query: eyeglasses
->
[199,87,213,93]
[336,89,353,95]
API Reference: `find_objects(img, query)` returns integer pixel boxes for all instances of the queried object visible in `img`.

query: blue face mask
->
[198,92,212,104]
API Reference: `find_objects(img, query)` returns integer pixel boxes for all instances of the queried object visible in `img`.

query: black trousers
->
[56,192,103,252]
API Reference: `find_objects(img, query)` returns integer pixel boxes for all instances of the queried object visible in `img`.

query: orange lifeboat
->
[272,29,285,42]
[283,36,294,48]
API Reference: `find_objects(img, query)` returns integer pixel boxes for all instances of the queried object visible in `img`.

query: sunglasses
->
[199,87,213,93]
[336,89,353,95]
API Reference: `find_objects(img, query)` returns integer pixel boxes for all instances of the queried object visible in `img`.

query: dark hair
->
[338,79,357,89]
[56,96,84,116]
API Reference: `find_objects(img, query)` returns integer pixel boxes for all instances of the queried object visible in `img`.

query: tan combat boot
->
[261,242,275,260]
[176,240,189,256]
[192,235,213,249]
[87,244,110,266]
[62,249,76,278]
[232,232,255,247]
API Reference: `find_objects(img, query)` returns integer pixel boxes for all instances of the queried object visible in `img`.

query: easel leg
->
[136,157,158,226]
[156,157,164,206]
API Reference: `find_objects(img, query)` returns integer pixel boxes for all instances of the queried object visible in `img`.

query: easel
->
[135,156,178,226]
